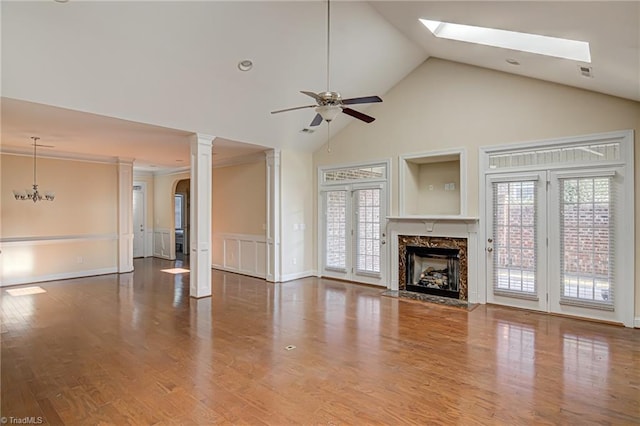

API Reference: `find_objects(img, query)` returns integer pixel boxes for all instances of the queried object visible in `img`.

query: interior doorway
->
[174,179,190,262]
[133,183,146,258]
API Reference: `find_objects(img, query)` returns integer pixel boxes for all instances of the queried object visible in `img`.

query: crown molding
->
[150,166,191,177]
[0,147,119,165]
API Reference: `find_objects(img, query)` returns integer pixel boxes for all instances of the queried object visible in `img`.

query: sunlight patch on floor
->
[161,268,190,274]
[6,286,47,296]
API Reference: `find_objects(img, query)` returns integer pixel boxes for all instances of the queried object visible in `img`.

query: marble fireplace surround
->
[387,216,480,303]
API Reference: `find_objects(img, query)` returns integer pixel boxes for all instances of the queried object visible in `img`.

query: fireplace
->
[398,235,468,300]
[406,246,460,298]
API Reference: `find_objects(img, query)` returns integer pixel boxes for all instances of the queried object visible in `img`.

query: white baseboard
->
[1,267,118,287]
[280,270,317,282]
[212,265,266,280]
[634,316,640,328]
[153,254,174,260]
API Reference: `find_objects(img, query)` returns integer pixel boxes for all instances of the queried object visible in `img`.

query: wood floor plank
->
[2,257,639,425]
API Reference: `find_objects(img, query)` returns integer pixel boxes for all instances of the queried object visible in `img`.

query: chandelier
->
[13,137,55,203]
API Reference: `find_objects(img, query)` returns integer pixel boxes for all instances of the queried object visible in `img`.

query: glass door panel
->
[486,172,547,311]
[323,190,349,280]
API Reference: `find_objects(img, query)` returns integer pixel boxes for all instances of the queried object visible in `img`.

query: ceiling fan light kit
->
[315,105,341,122]
[270,0,382,127]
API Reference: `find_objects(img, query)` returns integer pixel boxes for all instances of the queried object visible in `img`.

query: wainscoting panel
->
[0,234,118,286]
[224,239,239,270]
[212,233,267,279]
[256,242,267,277]
[239,240,254,272]
[212,236,224,267]
[145,229,154,258]
[153,229,172,259]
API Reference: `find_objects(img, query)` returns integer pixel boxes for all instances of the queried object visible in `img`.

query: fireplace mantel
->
[388,215,478,221]
[387,215,479,234]
[386,215,480,303]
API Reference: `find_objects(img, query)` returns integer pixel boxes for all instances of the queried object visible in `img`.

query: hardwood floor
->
[2,258,639,425]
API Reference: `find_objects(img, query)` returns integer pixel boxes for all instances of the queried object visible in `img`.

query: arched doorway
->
[174,178,190,262]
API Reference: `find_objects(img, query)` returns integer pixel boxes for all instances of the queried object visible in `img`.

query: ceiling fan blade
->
[271,105,316,114]
[341,107,375,123]
[341,95,382,105]
[309,114,323,127]
[300,91,322,102]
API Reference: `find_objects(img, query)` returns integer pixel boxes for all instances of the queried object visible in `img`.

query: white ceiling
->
[371,1,640,102]
[1,1,638,171]
[1,98,268,170]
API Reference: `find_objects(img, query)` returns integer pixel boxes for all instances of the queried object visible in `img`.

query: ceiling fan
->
[271,0,382,127]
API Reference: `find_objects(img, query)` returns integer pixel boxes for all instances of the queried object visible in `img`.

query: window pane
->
[356,189,381,274]
[560,177,613,305]
[493,181,537,295]
[323,166,385,182]
[325,191,347,269]
[175,195,183,229]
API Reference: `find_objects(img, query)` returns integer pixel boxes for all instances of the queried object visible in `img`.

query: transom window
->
[489,141,620,170]
[322,165,386,183]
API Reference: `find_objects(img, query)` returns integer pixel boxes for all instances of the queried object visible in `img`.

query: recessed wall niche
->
[399,149,466,216]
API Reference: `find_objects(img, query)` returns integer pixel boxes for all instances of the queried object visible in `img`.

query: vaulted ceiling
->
[2,1,638,170]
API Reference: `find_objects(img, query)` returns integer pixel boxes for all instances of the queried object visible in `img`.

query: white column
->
[117,158,134,273]
[189,134,214,298]
[266,150,281,282]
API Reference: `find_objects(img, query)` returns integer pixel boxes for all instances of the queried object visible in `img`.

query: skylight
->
[419,19,591,63]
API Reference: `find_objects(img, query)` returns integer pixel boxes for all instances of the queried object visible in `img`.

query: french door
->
[486,172,547,311]
[322,183,387,286]
[486,169,625,323]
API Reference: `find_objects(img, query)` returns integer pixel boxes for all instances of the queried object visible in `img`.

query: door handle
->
[487,247,493,252]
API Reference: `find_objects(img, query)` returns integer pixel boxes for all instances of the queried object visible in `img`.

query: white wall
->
[416,160,460,215]
[212,160,266,235]
[211,159,267,278]
[313,58,640,318]
[1,154,119,285]
[280,149,314,281]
